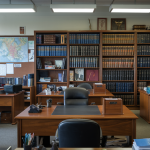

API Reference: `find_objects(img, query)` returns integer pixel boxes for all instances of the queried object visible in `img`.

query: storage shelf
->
[103,68,134,69]
[70,81,99,83]
[37,82,67,84]
[112,92,134,94]
[69,44,99,46]
[37,56,67,58]
[70,55,99,57]
[137,55,150,57]
[103,80,134,82]
[37,69,67,71]
[24,100,30,102]
[70,67,99,69]
[126,105,135,106]
[137,43,150,45]
[137,67,150,69]
[103,55,134,57]
[36,44,67,46]
[103,43,134,45]
[138,80,150,81]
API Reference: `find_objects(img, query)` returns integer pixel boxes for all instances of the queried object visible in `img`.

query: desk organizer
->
[93,83,106,94]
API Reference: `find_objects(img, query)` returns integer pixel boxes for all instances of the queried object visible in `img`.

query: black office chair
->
[77,83,92,89]
[58,119,100,148]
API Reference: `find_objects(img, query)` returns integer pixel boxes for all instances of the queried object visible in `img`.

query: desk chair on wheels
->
[77,83,92,90]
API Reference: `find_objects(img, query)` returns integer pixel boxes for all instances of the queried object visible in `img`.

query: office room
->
[0,0,150,150]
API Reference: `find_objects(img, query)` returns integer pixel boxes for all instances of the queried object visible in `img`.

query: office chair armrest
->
[91,102,96,105]
[57,102,64,105]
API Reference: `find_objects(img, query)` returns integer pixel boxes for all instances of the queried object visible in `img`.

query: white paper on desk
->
[6,63,14,74]
[0,64,6,76]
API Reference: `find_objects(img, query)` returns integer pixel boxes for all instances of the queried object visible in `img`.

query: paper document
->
[6,63,14,74]
[0,64,6,76]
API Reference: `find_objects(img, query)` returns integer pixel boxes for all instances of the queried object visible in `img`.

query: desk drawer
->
[0,97,12,106]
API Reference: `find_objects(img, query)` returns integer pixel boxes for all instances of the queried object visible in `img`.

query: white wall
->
[0,6,150,35]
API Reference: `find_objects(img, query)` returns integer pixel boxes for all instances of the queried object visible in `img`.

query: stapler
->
[28,104,42,113]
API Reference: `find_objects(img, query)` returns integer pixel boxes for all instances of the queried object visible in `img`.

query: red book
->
[86,70,99,81]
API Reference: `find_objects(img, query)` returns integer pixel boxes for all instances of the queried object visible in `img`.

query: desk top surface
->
[15,148,132,150]
[36,89,114,97]
[0,90,24,97]
[15,105,138,120]
[138,89,150,96]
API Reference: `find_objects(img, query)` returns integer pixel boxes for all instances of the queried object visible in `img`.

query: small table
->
[36,89,114,105]
[0,90,24,124]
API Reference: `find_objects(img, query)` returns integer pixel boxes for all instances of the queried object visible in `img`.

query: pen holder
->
[23,144,32,150]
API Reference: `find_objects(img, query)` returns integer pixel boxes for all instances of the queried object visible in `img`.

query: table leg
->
[130,119,136,145]
[11,97,16,125]
[17,119,22,147]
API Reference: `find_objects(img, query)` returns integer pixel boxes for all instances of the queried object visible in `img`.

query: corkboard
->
[0,36,34,78]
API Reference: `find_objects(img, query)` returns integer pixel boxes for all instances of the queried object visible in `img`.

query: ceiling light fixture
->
[109,4,150,13]
[0,0,36,13]
[50,0,96,13]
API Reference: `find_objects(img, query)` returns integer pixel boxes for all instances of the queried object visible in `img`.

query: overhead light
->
[0,4,36,13]
[109,4,150,13]
[50,4,96,13]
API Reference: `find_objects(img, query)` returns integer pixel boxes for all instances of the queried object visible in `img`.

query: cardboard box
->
[93,83,106,93]
[103,98,123,115]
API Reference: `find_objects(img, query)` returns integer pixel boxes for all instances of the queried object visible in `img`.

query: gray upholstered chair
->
[77,83,92,89]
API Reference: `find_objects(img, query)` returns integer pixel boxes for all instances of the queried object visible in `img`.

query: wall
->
[0,6,150,35]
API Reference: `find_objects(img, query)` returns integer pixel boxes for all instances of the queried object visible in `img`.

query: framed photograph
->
[97,18,107,30]
[20,26,25,34]
[75,68,84,81]
[55,60,63,69]
[111,18,126,30]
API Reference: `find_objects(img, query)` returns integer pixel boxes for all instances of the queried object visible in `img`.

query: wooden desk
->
[139,90,150,123]
[15,148,132,150]
[0,91,24,124]
[36,89,114,105]
[15,105,138,147]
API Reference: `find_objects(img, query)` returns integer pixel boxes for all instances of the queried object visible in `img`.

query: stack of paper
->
[133,139,150,150]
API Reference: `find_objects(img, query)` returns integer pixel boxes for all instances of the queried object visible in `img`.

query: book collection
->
[36,34,67,44]
[137,82,147,90]
[104,82,134,92]
[69,34,100,44]
[137,57,150,67]
[36,46,67,56]
[103,58,134,68]
[137,34,150,43]
[103,70,134,80]
[70,57,98,68]
[70,46,99,56]
[137,69,150,80]
[137,45,150,55]
[102,46,134,56]
[114,94,134,105]
[102,34,134,43]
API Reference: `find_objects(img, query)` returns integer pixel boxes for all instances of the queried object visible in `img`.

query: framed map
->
[0,37,28,62]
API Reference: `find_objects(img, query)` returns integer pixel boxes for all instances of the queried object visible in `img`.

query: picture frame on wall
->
[111,18,126,30]
[20,26,26,34]
[97,18,107,30]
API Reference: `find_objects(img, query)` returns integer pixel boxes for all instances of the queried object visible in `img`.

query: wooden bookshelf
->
[22,86,35,109]
[34,30,150,109]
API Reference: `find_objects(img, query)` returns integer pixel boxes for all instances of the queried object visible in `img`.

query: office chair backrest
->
[77,83,92,89]
[58,119,100,148]
[64,87,88,105]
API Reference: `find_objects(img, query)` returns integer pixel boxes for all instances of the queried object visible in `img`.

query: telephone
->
[28,104,42,113]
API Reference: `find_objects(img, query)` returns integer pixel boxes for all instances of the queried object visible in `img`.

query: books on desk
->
[133,138,150,150]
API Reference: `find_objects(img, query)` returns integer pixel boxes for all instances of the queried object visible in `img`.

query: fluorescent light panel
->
[50,4,96,13]
[109,4,150,13]
[0,5,36,13]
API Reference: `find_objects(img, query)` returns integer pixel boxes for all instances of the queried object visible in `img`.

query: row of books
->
[137,34,150,43]
[70,69,99,81]
[103,70,134,81]
[137,69,150,80]
[36,46,67,56]
[102,34,134,43]
[70,57,99,68]
[104,82,134,92]
[103,58,134,68]
[137,45,150,55]
[36,34,67,44]
[102,46,134,56]
[69,34,100,44]
[137,82,147,90]
[137,57,150,67]
[114,95,134,105]
[70,46,99,56]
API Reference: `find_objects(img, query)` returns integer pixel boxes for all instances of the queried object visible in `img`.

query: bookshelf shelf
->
[103,55,134,57]
[137,55,150,57]
[70,81,99,83]
[37,56,67,58]
[70,67,99,69]
[103,80,134,82]
[36,44,67,46]
[37,69,67,71]
[137,80,150,81]
[37,82,67,84]
[70,55,99,57]
[70,44,99,46]
[137,67,150,69]
[112,92,134,94]
[24,100,30,102]
[102,43,134,45]
[103,68,134,69]
[125,105,135,107]
[137,43,150,45]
